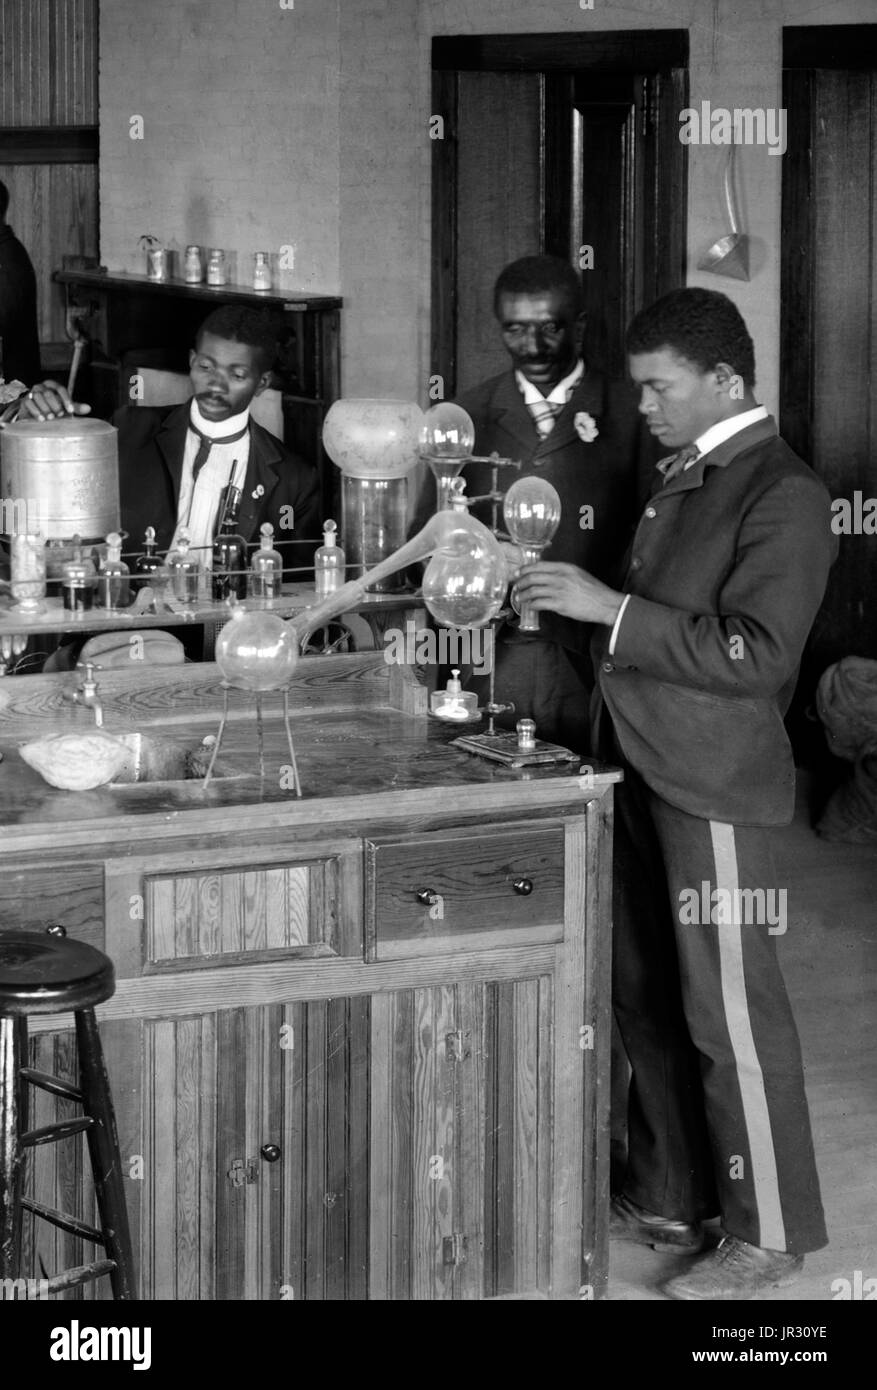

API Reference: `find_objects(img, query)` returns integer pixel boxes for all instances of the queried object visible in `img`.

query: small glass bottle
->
[212,486,247,602]
[10,533,47,611]
[166,528,202,607]
[134,526,163,591]
[61,546,97,615]
[184,245,203,283]
[314,520,345,598]
[206,248,227,286]
[252,251,272,292]
[96,531,132,609]
[430,669,479,722]
[249,522,284,606]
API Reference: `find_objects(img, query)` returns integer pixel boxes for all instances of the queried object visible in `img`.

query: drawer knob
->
[512,878,534,896]
[260,1143,282,1163]
[415,888,439,906]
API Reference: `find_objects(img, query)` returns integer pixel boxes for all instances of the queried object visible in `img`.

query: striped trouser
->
[611,760,827,1254]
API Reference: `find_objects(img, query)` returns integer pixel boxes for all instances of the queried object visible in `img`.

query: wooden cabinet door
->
[138,997,369,1300]
[370,977,558,1300]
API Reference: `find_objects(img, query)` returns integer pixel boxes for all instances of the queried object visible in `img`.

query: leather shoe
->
[610,1193,705,1254]
[662,1235,804,1300]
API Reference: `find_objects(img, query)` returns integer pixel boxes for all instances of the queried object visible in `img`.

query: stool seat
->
[0,931,115,1016]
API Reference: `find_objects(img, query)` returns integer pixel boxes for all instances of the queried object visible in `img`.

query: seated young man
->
[19,305,321,568]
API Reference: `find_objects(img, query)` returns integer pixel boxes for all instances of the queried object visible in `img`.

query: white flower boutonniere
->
[574,412,599,443]
[251,484,265,500]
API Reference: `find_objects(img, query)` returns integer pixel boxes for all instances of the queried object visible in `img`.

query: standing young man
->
[515,288,833,1299]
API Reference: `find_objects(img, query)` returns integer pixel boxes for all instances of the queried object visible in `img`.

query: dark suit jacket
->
[594,416,837,826]
[113,403,321,573]
[411,367,654,654]
[0,224,41,386]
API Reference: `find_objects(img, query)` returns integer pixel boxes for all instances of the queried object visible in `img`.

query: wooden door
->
[781,41,877,670]
[138,998,370,1301]
[369,977,554,1300]
[431,31,688,398]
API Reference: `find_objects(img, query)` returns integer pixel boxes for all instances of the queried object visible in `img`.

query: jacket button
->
[629,556,643,571]
[644,506,657,519]
[602,661,614,674]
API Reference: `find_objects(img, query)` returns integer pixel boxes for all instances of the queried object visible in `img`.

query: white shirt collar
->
[515,358,585,407]
[189,399,251,439]
[692,405,769,463]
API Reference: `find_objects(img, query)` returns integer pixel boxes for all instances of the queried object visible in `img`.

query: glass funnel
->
[503,477,562,632]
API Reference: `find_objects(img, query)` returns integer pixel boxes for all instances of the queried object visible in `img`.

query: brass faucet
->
[65,661,104,728]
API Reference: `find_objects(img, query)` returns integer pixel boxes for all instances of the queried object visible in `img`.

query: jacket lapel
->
[486,372,542,457]
[656,416,779,499]
[154,403,192,512]
[533,371,606,461]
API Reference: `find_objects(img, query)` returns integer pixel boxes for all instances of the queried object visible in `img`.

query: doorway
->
[781,25,877,674]
[431,31,688,398]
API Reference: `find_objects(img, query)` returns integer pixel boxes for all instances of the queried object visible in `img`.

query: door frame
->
[431,29,689,398]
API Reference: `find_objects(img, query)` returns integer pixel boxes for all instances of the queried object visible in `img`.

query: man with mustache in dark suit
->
[413,254,653,753]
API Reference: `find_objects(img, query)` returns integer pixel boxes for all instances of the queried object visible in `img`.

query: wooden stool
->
[0,926,136,1299]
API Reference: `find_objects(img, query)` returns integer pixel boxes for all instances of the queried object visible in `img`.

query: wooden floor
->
[609,780,877,1301]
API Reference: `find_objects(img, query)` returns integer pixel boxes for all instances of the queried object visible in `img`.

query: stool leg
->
[74,1009,137,1300]
[0,1016,25,1279]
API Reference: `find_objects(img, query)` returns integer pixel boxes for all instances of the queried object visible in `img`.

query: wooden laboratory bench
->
[0,653,618,1301]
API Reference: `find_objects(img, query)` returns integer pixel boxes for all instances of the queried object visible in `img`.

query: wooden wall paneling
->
[512,978,540,1292]
[454,980,485,1299]
[324,997,348,1300]
[581,797,614,1298]
[215,1008,246,1301]
[411,986,436,1298]
[0,0,97,127]
[367,993,393,1299]
[100,1017,143,1303]
[197,1013,217,1301]
[281,1000,303,1302]
[536,973,553,1292]
[432,984,456,1301]
[175,1016,204,1300]
[549,816,589,1297]
[347,994,370,1300]
[304,998,328,1298]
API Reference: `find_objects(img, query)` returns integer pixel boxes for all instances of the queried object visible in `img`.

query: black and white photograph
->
[0,0,874,1359]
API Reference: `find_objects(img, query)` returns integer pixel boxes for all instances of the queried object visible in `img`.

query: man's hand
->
[16,380,91,421]
[513,561,625,627]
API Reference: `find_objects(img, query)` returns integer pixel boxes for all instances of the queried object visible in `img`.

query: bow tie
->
[659,444,700,485]
[190,419,250,481]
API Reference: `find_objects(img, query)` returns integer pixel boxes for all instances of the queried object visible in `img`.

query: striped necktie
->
[190,419,250,482]
[659,444,700,485]
[526,397,566,439]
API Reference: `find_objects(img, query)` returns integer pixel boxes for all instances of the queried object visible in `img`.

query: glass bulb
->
[421,510,507,629]
[419,402,476,459]
[502,477,562,634]
[215,608,299,691]
[502,477,562,548]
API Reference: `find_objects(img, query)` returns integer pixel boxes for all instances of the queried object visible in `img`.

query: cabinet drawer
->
[365,825,565,960]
